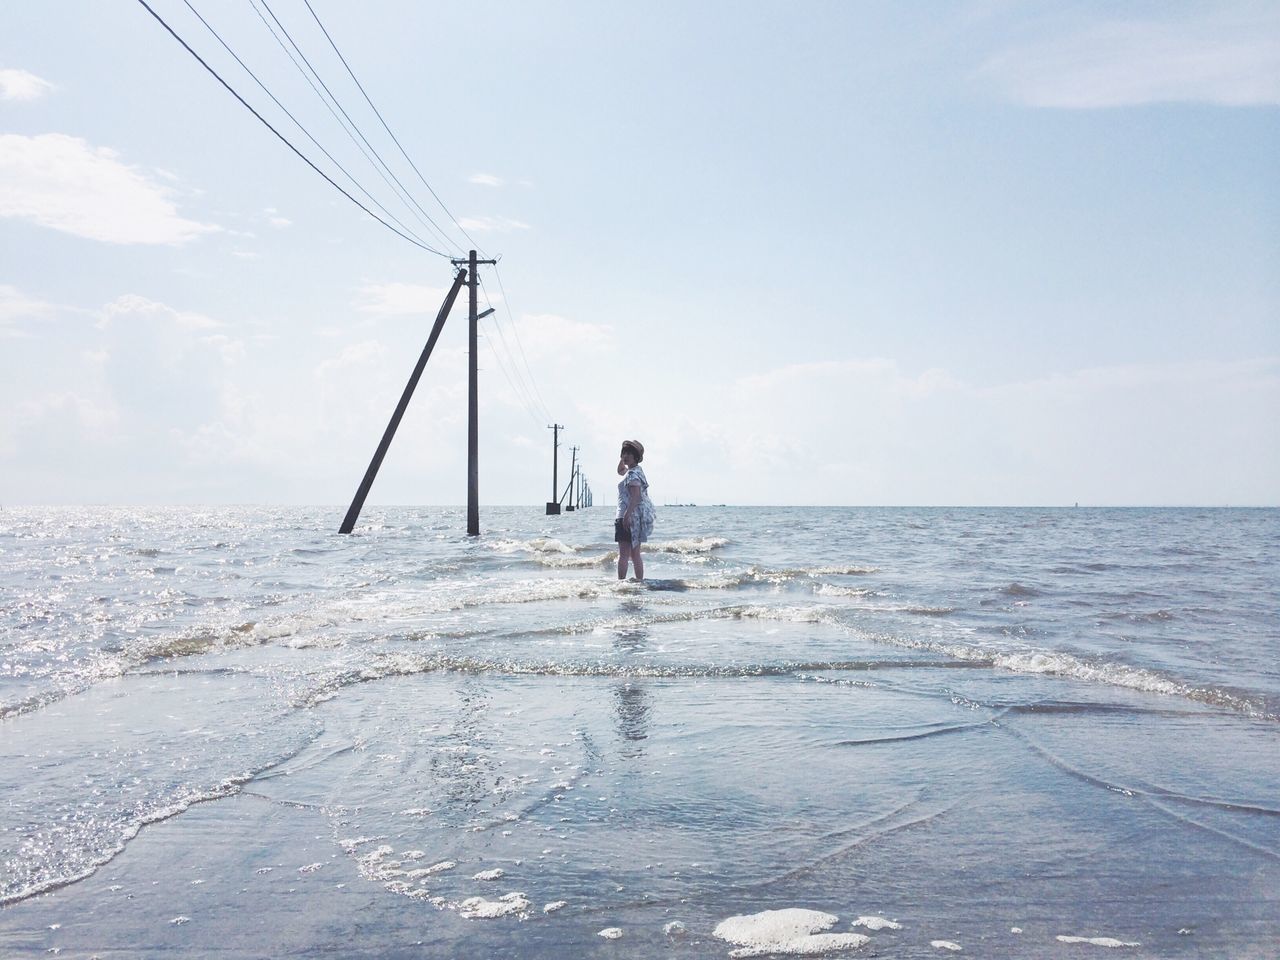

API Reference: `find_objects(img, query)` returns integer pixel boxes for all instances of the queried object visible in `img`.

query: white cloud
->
[0,68,54,101]
[457,215,530,233]
[510,313,616,361]
[979,8,1280,108]
[0,284,59,338]
[99,294,221,330]
[314,340,389,381]
[354,282,463,316]
[0,134,219,244]
[468,173,505,187]
[622,355,1280,506]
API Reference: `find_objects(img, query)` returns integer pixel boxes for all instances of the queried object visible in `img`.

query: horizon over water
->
[1,505,1276,958]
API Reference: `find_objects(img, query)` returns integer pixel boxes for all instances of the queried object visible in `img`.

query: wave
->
[648,536,729,554]
[865,632,1277,721]
[813,584,877,598]
[1000,582,1042,598]
[0,754,295,907]
[288,651,1000,707]
[487,537,577,555]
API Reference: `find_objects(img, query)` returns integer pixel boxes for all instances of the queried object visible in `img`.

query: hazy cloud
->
[0,134,219,244]
[457,215,530,233]
[354,282,464,316]
[979,8,1280,108]
[627,355,1280,505]
[468,173,505,187]
[513,313,616,361]
[0,68,54,101]
[0,284,60,337]
[100,294,221,331]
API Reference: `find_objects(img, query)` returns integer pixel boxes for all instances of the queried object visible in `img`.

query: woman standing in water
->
[615,440,656,581]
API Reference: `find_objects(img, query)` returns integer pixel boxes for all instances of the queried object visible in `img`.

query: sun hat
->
[621,439,644,462]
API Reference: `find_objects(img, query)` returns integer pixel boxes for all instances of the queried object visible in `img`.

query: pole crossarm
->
[338,267,467,534]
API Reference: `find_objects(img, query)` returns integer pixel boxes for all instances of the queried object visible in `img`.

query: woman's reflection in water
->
[613,613,651,759]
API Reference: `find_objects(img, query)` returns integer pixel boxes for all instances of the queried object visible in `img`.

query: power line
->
[254,0,463,257]
[475,278,548,426]
[478,274,551,424]
[493,262,554,421]
[247,0,459,255]
[179,0,438,252]
[134,0,449,255]
[249,0,453,251]
[477,322,545,429]
[300,0,487,258]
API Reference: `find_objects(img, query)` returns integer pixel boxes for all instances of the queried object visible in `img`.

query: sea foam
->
[713,909,870,957]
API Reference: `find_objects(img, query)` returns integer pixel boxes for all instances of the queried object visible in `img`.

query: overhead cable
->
[479,275,552,424]
[134,0,449,255]
[301,0,487,257]
[479,296,548,427]
[179,0,437,251]
[255,0,463,257]
[493,262,555,421]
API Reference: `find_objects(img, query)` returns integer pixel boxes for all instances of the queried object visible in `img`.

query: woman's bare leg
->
[632,544,644,581]
[617,542,629,580]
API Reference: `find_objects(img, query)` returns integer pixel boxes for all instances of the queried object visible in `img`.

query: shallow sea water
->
[0,505,1277,958]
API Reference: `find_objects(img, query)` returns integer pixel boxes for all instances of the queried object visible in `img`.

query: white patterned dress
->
[616,466,656,546]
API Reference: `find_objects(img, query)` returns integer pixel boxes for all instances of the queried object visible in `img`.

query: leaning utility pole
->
[546,423,563,515]
[339,268,467,535]
[452,249,496,536]
[565,446,579,511]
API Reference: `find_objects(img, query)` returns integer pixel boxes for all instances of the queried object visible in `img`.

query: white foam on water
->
[1056,935,1141,947]
[488,537,574,555]
[931,941,961,951]
[814,584,877,598]
[473,868,504,881]
[713,909,870,958]
[458,892,530,919]
[664,920,687,936]
[543,901,566,913]
[535,552,613,569]
[170,916,190,926]
[297,863,323,874]
[851,916,901,930]
[650,536,729,553]
[598,927,623,939]
[810,565,879,575]
[338,836,382,852]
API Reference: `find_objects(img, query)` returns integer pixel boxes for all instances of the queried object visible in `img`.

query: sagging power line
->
[135,0,452,255]
[250,0,463,256]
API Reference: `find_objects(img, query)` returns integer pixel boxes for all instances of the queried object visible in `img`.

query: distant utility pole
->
[451,249,497,536]
[546,423,563,515]
[565,446,579,511]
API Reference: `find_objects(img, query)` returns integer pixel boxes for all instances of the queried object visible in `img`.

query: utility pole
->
[546,423,563,515]
[451,249,496,537]
[565,446,578,511]
[339,268,467,534]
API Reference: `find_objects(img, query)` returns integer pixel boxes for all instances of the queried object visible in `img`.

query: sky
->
[2,0,1277,508]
